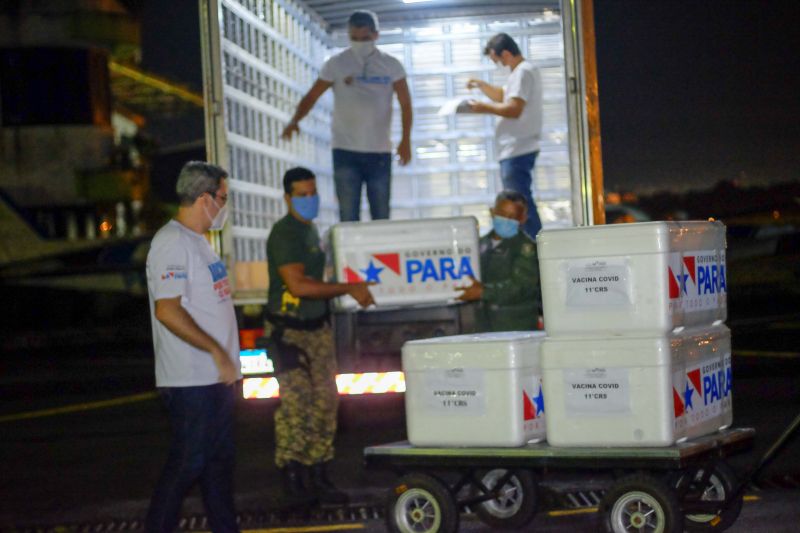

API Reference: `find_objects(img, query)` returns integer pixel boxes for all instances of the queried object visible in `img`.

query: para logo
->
[161,270,187,281]
[673,382,685,418]
[667,252,727,301]
[343,253,400,283]
[523,383,545,421]
[342,252,475,284]
[683,254,727,297]
[668,265,684,300]
[681,360,729,425]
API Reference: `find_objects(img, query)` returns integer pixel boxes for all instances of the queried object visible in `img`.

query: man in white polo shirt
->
[281,10,413,222]
[467,33,544,239]
[145,161,241,533]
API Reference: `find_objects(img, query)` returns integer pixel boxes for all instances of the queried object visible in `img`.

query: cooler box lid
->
[403,331,546,371]
[331,216,479,247]
[542,334,679,369]
[537,221,725,259]
[679,324,731,360]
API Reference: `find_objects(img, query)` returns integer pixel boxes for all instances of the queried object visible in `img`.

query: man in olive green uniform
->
[457,190,541,331]
[265,167,374,505]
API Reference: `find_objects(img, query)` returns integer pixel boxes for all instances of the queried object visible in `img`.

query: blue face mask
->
[292,194,320,221]
[492,215,520,239]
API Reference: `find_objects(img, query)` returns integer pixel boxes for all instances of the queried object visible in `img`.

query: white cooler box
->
[403,332,547,447]
[541,325,733,447]
[330,217,481,311]
[537,221,727,336]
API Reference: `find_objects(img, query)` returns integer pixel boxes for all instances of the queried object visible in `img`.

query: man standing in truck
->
[456,190,541,332]
[467,33,544,239]
[280,10,413,222]
[265,166,375,506]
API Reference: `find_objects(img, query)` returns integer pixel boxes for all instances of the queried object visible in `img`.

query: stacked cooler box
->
[538,221,731,446]
[402,332,548,447]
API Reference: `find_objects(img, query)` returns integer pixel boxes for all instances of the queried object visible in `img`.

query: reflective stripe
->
[242,372,406,399]
[336,372,406,395]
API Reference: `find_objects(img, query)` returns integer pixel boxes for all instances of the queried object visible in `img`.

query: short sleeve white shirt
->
[495,60,543,161]
[319,48,406,153]
[146,220,241,387]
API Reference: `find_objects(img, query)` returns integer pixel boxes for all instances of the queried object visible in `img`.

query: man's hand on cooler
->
[456,276,484,301]
[348,282,376,308]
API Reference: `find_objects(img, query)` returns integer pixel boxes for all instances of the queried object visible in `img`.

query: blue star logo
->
[683,382,694,410]
[679,274,690,294]
[360,260,384,283]
[534,386,545,416]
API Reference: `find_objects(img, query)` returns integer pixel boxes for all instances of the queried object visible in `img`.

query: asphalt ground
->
[1,304,799,531]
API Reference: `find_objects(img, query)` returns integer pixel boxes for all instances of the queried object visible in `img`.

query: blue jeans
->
[500,151,542,239]
[333,149,391,221]
[146,383,238,533]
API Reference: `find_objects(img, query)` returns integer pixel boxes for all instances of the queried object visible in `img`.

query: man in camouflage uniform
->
[265,167,374,506]
[457,190,541,331]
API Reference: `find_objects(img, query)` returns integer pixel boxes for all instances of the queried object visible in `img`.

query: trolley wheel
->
[386,472,459,533]
[679,462,743,531]
[471,468,538,529]
[601,474,682,533]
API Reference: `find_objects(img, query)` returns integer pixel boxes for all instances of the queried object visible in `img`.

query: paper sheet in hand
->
[437,98,473,116]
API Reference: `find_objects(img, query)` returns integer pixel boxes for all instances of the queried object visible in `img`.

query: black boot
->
[280,460,317,508]
[310,462,349,505]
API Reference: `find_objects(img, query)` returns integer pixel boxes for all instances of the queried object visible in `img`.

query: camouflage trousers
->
[267,324,338,468]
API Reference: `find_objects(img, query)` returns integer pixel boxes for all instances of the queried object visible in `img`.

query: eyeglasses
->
[210,191,228,204]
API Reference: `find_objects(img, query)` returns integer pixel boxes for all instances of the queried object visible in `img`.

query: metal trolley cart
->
[365,427,757,533]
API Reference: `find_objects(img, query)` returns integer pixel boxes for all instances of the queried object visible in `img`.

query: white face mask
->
[210,204,228,231]
[204,197,228,231]
[350,40,376,60]
[494,60,511,75]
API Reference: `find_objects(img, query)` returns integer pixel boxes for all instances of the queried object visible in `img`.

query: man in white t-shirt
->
[145,161,242,533]
[467,33,544,239]
[281,10,413,222]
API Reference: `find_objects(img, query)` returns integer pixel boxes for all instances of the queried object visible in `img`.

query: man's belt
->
[264,310,329,331]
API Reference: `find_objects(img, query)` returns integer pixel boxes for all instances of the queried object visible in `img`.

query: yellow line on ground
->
[0,391,158,423]
[768,322,800,330]
[548,495,760,518]
[240,525,365,533]
[548,507,598,517]
[735,350,800,359]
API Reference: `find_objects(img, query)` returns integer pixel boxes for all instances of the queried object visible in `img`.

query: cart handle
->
[737,410,800,495]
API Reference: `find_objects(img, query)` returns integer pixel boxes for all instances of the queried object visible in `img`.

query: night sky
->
[594,0,800,193]
[138,0,800,195]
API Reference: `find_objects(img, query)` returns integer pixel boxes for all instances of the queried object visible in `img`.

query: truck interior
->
[199,0,601,398]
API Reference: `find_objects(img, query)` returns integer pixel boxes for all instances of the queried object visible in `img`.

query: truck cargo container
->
[198,0,606,399]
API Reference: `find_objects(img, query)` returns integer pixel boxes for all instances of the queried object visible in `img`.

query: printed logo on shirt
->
[208,261,232,299]
[160,264,187,281]
[355,75,391,85]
